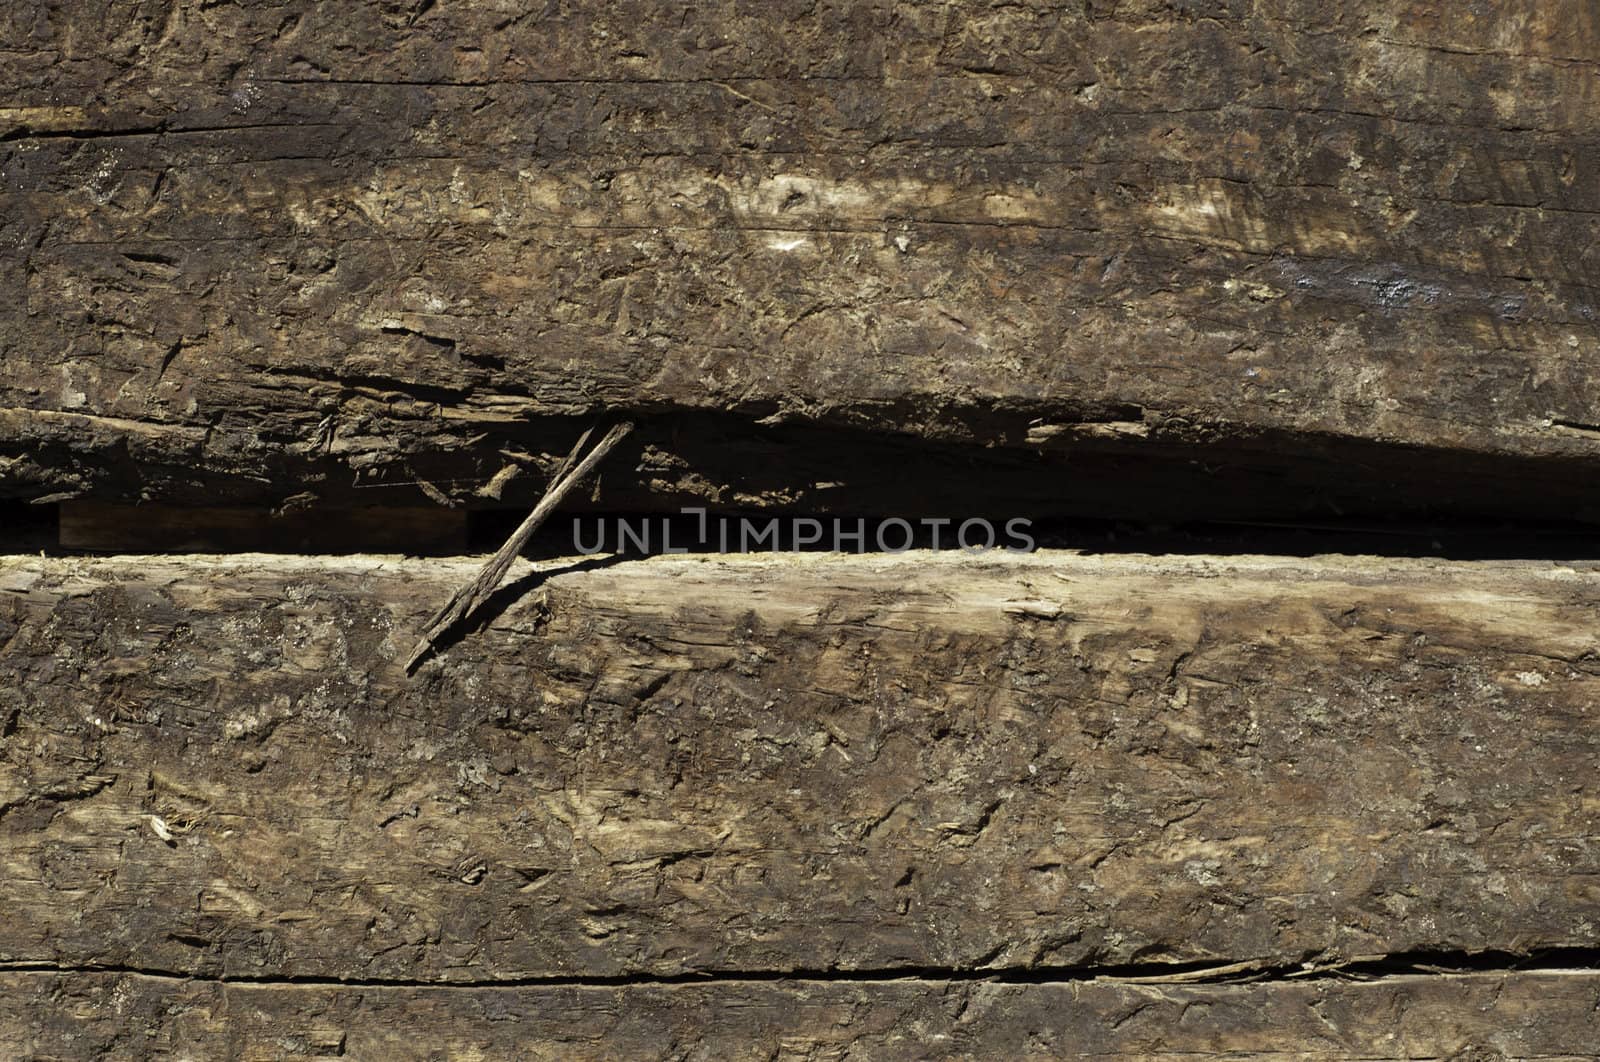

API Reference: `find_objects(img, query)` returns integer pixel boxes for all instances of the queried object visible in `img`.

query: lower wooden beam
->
[2,969,1596,1060]
[2,553,1598,981]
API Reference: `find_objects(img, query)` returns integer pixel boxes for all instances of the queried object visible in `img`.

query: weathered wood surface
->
[4,969,1599,1060]
[6,2,1600,516]
[3,552,1597,982]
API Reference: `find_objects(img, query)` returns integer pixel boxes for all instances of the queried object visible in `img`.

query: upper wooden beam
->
[4,3,1600,517]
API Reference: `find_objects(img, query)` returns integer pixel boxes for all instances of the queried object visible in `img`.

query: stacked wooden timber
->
[4,0,1600,1056]
[4,553,1600,1055]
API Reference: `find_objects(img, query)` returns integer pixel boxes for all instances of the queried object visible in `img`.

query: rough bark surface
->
[3,552,1597,985]
[5,2,1600,519]
[4,969,1599,1060]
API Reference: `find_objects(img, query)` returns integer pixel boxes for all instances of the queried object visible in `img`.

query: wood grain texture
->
[5,2,1600,516]
[3,551,1597,982]
[3,969,1599,1060]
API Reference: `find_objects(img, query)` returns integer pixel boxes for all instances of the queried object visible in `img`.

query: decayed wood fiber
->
[5,2,1600,514]
[4,969,1599,1061]
[2,552,1597,983]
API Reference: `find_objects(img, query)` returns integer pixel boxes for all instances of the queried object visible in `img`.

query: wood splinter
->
[405,419,635,671]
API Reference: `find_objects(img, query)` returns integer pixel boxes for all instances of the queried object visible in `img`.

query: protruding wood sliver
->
[406,419,633,670]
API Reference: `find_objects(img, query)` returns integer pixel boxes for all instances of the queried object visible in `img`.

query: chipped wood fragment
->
[406,420,633,669]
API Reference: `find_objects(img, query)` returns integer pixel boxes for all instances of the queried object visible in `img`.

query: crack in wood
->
[3,948,1597,991]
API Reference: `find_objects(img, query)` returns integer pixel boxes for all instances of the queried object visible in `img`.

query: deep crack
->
[3,948,1596,991]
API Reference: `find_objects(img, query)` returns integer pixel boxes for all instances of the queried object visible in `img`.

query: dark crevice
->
[380,324,458,352]
[256,364,472,403]
[523,511,1600,561]
[8,407,1600,558]
[2,947,1597,991]
[0,501,59,553]
[9,498,1600,560]
[0,121,344,143]
[119,251,181,267]
[0,124,164,143]
[1550,417,1600,437]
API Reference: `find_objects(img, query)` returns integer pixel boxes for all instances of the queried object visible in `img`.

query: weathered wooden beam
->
[3,969,1597,1059]
[5,2,1600,518]
[2,552,1596,981]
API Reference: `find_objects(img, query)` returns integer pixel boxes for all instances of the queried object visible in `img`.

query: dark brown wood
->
[4,3,1600,522]
[3,552,1597,983]
[7,3,1600,1051]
